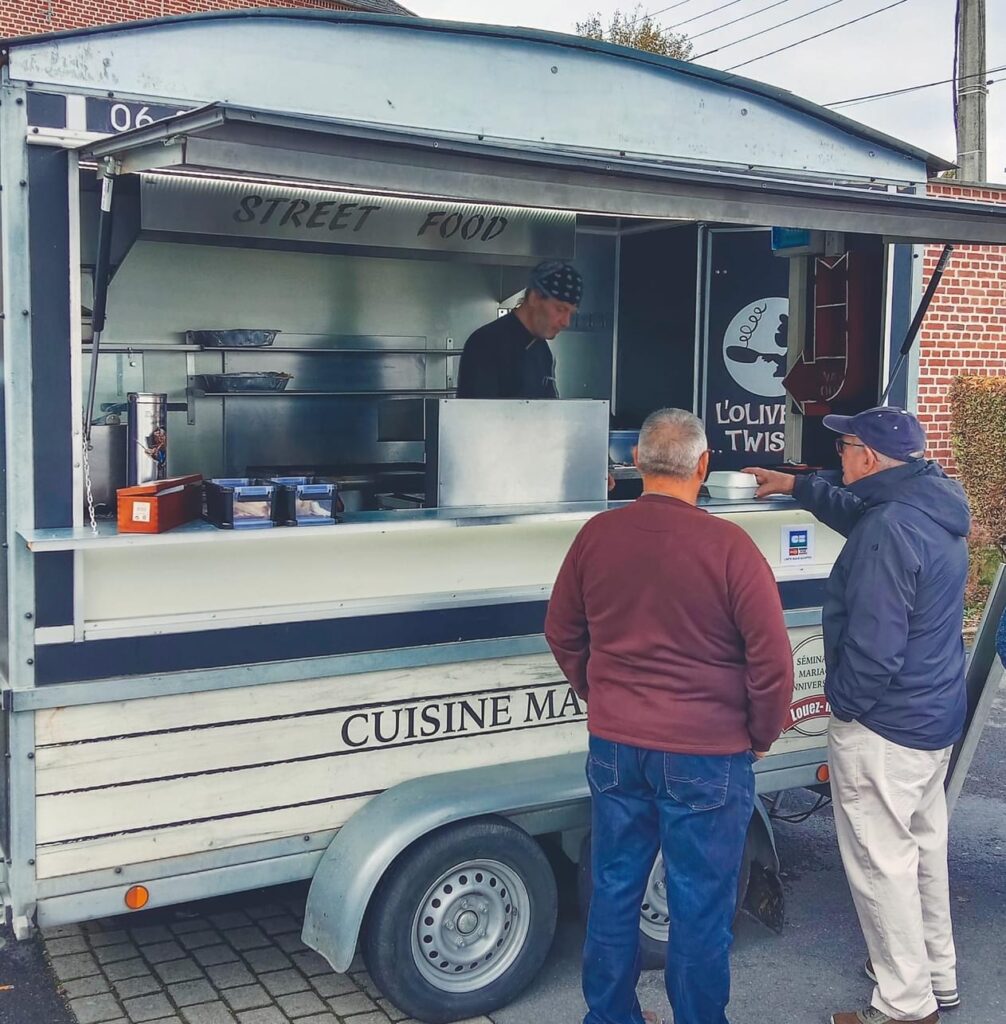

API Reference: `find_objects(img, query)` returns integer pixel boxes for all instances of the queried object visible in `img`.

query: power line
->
[691,0,798,41]
[723,0,913,71]
[694,0,846,60]
[826,62,1006,108]
[669,0,749,31]
[644,0,698,19]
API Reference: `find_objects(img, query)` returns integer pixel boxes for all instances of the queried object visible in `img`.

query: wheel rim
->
[639,855,670,942]
[410,858,531,993]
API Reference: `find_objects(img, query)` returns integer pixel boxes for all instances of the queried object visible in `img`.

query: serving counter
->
[20,497,839,647]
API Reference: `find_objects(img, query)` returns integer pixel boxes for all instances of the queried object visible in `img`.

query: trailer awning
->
[79,104,1006,245]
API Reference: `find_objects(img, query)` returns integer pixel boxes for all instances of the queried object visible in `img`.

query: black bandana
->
[528,260,583,306]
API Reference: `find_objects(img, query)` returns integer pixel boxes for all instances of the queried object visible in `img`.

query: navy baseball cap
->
[822,406,926,461]
[528,260,583,305]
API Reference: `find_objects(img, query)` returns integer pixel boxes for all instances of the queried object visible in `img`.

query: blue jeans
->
[582,736,755,1024]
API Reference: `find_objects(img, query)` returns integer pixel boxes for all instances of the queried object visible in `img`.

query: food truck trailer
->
[2,10,1006,1022]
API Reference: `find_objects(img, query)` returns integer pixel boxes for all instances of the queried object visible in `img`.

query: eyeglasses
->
[835,438,867,454]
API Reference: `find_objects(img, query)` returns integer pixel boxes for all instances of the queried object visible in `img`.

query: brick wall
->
[0,0,378,38]
[918,182,1006,473]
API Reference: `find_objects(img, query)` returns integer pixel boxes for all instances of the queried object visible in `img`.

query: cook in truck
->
[456,259,583,399]
[746,406,969,1024]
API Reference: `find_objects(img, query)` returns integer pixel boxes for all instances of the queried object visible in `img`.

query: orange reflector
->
[124,885,149,910]
[816,764,830,783]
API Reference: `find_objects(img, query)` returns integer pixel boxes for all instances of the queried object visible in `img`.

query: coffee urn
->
[127,392,168,486]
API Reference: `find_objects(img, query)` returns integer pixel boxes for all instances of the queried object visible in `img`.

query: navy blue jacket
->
[794,460,970,750]
[997,606,1006,668]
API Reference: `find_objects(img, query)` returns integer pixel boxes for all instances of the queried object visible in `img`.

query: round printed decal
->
[722,297,790,399]
[787,633,830,737]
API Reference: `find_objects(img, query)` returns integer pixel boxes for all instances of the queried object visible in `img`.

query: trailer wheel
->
[577,829,753,970]
[361,817,558,1024]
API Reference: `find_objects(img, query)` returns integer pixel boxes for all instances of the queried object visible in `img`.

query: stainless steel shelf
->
[83,344,202,352]
[207,347,460,355]
[193,389,456,397]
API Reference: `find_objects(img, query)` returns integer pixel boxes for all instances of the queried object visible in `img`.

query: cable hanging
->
[694,0,847,60]
[644,0,699,20]
[691,0,797,42]
[827,62,1005,108]
[722,0,914,72]
[669,0,749,31]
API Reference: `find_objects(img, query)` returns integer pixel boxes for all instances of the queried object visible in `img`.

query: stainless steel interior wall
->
[84,229,616,477]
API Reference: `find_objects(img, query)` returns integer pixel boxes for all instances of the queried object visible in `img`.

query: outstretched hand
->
[740,466,796,499]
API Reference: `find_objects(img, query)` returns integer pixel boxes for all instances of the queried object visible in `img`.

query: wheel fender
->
[301,751,587,972]
[743,797,784,932]
[748,797,779,874]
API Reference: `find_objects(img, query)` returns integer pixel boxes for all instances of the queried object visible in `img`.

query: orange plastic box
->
[117,474,203,534]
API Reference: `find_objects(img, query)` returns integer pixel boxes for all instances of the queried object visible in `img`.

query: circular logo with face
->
[722,297,790,399]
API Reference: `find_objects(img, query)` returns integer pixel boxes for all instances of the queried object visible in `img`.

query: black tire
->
[577,826,753,971]
[361,817,558,1024]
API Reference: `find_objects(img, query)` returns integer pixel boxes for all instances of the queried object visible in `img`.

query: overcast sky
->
[414,0,1005,182]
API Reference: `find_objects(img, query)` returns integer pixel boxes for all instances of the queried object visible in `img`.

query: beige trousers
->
[828,717,956,1021]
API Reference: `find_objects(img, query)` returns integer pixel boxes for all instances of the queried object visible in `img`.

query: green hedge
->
[950,376,1006,613]
[950,376,1006,558]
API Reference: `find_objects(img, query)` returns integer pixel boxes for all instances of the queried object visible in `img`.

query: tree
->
[576,5,693,61]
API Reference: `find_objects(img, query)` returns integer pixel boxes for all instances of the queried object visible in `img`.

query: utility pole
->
[956,0,987,181]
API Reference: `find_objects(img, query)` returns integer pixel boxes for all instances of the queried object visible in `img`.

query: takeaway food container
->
[269,477,339,526]
[204,478,277,529]
[705,471,759,500]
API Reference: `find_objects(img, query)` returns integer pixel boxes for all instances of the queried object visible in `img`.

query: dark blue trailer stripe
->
[34,577,825,685]
[35,551,75,628]
[35,602,551,685]
[28,146,74,530]
[779,577,827,609]
[27,147,76,630]
[26,91,67,129]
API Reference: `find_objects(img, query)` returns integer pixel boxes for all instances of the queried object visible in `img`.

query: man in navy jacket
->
[746,407,969,1024]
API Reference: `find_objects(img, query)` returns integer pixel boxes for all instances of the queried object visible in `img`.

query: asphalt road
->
[3,679,1005,1024]
[0,924,76,1024]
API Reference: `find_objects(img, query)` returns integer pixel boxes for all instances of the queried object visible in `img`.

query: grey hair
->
[872,450,908,470]
[637,408,708,478]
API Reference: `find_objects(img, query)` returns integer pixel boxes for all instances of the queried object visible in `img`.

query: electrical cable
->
[668,0,749,31]
[694,0,847,60]
[721,0,913,71]
[644,0,699,19]
[827,62,1006,108]
[690,0,797,41]
[768,793,832,823]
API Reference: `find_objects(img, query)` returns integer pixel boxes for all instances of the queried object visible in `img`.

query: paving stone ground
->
[40,885,494,1024]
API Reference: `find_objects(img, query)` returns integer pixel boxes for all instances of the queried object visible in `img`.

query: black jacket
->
[456,312,558,399]
[794,460,970,750]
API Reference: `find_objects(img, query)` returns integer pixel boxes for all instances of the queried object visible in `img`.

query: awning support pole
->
[880,243,954,405]
[83,161,117,446]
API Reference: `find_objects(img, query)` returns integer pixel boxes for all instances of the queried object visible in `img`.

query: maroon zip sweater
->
[545,494,794,754]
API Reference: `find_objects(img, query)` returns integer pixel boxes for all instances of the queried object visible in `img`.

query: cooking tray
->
[192,372,293,393]
[186,329,280,348]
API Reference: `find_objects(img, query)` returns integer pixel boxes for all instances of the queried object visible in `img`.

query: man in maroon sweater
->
[545,408,793,1024]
